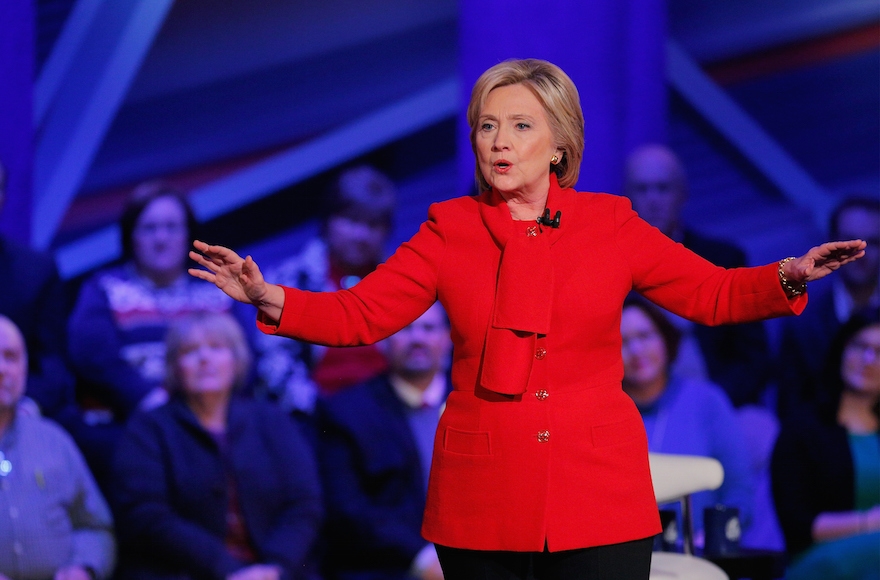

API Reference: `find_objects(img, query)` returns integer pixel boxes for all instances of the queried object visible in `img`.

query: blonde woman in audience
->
[112,312,322,580]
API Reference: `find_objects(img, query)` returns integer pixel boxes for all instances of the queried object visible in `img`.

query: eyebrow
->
[479,113,537,122]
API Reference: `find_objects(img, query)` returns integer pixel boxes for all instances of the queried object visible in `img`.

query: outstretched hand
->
[189,240,267,304]
[785,239,867,284]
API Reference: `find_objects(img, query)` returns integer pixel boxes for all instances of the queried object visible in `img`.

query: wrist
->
[778,257,806,298]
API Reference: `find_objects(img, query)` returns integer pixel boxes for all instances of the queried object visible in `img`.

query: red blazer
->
[259,177,806,552]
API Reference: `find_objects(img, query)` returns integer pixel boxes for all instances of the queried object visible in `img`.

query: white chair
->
[648,452,729,580]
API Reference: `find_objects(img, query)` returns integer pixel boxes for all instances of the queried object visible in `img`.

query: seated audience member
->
[771,309,880,580]
[65,181,241,490]
[112,311,322,580]
[255,165,397,415]
[0,315,115,580]
[620,296,754,542]
[316,302,450,580]
[776,195,879,419]
[623,144,771,407]
[0,159,75,419]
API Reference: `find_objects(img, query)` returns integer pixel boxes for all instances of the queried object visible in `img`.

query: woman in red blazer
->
[190,59,866,580]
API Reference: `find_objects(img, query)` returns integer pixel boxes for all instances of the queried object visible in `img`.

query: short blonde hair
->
[467,58,585,191]
[164,311,252,395]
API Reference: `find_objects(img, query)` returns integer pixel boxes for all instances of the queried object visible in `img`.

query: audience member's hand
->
[54,566,93,580]
[189,240,270,306]
[785,239,867,284]
[226,564,281,580]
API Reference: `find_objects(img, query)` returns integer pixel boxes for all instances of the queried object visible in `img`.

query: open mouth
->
[494,160,511,172]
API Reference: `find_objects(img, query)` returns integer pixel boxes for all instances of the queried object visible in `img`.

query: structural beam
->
[666,39,835,230]
[33,0,173,250]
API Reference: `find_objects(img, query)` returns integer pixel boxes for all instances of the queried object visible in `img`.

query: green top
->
[849,432,880,510]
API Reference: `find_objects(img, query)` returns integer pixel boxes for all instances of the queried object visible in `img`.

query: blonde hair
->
[467,58,585,191]
[164,311,252,395]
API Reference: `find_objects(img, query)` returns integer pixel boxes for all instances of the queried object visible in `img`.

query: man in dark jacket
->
[316,302,451,580]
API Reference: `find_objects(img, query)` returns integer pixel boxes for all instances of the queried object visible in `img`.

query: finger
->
[243,255,262,281]
[188,250,218,270]
[188,267,216,282]
[192,240,242,265]
[824,239,867,253]
[838,249,866,264]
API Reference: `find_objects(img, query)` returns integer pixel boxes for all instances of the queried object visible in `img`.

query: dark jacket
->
[0,235,75,417]
[316,375,447,580]
[112,396,323,580]
[770,408,871,556]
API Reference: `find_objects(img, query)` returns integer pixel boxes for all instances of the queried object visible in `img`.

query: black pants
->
[435,537,653,580]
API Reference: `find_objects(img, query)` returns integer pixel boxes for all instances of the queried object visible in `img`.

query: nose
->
[492,124,510,151]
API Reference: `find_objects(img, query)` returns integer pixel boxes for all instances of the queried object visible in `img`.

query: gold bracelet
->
[778,257,806,298]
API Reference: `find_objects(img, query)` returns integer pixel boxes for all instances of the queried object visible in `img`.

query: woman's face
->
[325,215,388,273]
[176,328,237,397]
[475,83,560,200]
[620,306,669,391]
[842,323,880,396]
[132,195,188,278]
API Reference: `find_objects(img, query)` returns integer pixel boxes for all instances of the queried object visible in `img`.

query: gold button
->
[535,389,549,401]
[535,348,547,360]
[527,226,538,237]
[537,430,550,443]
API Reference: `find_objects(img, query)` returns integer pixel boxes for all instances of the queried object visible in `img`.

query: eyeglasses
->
[0,451,10,476]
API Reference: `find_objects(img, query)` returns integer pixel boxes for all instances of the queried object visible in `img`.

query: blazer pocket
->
[443,427,491,456]
[591,416,644,448]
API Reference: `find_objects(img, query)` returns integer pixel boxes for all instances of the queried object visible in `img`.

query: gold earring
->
[550,155,559,165]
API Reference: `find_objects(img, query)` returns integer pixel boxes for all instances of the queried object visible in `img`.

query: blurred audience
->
[0,314,115,580]
[315,302,450,580]
[620,296,755,542]
[255,165,397,416]
[64,181,242,491]
[623,144,772,408]
[112,311,323,580]
[0,159,75,419]
[776,195,880,419]
[771,308,880,580]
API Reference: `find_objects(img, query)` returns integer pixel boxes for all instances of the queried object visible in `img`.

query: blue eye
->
[516,123,530,130]
[481,122,494,131]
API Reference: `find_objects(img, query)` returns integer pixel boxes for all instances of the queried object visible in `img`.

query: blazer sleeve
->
[613,196,806,324]
[258,203,448,345]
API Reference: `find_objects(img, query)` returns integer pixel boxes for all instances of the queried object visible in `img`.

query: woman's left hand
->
[784,239,867,284]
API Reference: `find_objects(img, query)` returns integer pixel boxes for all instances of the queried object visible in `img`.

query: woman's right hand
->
[189,240,266,304]
[189,240,286,321]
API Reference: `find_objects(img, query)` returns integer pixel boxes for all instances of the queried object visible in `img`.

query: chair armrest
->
[649,452,724,504]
